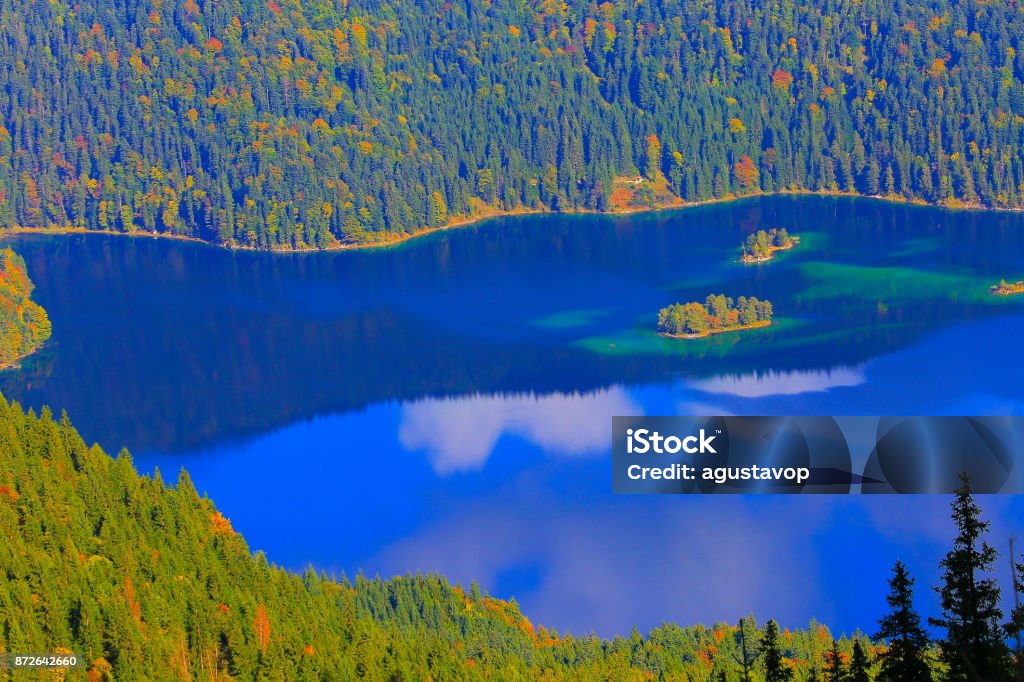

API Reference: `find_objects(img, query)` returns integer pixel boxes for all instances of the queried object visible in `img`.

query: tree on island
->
[991,279,1024,295]
[741,228,797,261]
[876,560,932,681]
[706,293,731,321]
[929,474,1012,681]
[658,295,773,336]
[658,301,710,336]
[761,619,794,682]
[774,228,792,247]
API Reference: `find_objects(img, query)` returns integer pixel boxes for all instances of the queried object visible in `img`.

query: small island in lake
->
[740,228,799,263]
[0,248,52,368]
[658,294,774,339]
[990,279,1024,296]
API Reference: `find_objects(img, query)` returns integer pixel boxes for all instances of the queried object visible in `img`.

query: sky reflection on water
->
[132,314,1024,637]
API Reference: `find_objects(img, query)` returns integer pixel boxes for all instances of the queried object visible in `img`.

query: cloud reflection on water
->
[691,365,867,398]
[398,387,641,474]
[397,366,868,476]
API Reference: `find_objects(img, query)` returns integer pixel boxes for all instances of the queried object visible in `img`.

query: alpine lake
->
[4,195,1024,637]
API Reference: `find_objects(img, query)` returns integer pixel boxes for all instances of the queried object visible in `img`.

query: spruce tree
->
[929,474,1012,681]
[762,619,793,682]
[848,639,872,682]
[876,560,932,681]
[1009,550,1023,682]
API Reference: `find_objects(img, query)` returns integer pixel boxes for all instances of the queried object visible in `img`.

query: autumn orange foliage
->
[124,577,142,625]
[253,604,271,651]
[210,511,234,535]
[771,69,794,90]
[609,186,635,210]
[734,154,759,189]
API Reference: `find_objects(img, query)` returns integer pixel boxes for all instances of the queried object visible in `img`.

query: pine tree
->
[848,639,872,682]
[645,134,662,179]
[762,619,793,682]
[1008,549,1023,682]
[876,560,932,681]
[732,615,761,682]
[929,474,1012,681]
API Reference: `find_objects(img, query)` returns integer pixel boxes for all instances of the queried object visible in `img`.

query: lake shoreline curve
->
[3,190,1018,254]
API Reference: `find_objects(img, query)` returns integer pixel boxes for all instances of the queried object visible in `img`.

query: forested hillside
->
[0,248,50,367]
[3,0,1024,249]
[0,396,886,680]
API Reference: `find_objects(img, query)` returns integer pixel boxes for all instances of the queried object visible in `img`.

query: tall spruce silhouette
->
[761,619,793,682]
[1009,546,1023,682]
[848,639,872,682]
[876,560,932,681]
[929,474,1012,681]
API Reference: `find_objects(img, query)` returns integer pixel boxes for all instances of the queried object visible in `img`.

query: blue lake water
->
[3,195,1024,637]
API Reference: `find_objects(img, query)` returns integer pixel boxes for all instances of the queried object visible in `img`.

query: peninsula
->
[0,248,51,368]
[990,279,1024,296]
[740,228,799,263]
[658,294,774,339]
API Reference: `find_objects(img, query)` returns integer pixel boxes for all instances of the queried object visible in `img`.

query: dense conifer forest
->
[0,248,50,367]
[4,0,1024,249]
[2,398,1023,679]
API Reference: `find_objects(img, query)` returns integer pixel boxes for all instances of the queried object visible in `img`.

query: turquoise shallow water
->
[2,195,1023,636]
